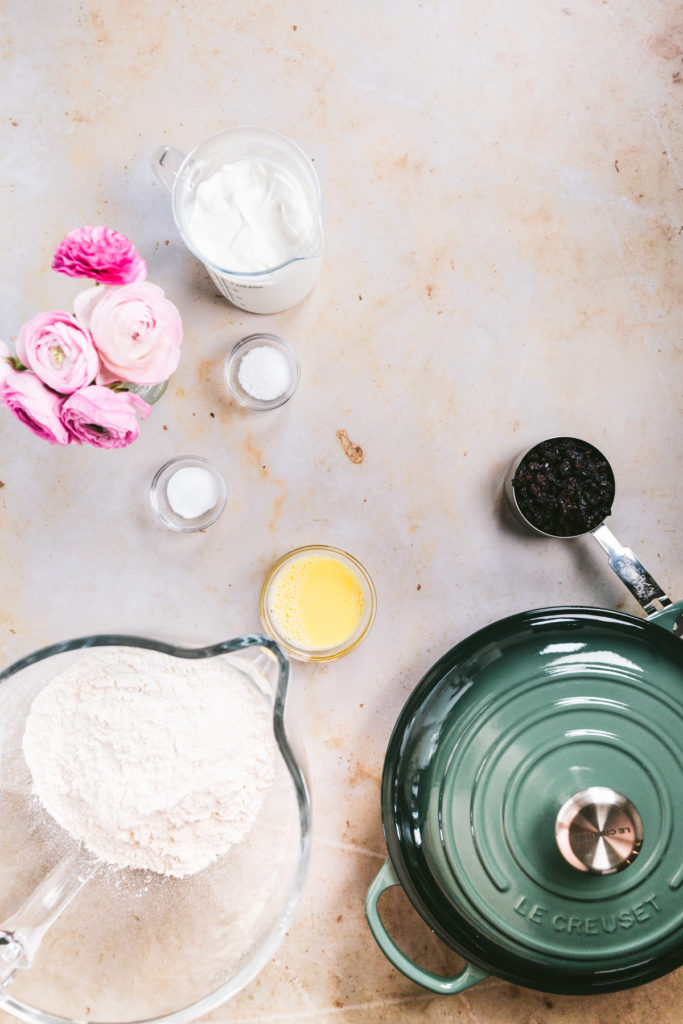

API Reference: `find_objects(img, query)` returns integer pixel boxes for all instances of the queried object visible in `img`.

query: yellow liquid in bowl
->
[267,553,365,651]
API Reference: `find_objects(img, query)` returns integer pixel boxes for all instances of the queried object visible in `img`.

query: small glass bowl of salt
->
[150,455,228,532]
[224,333,300,411]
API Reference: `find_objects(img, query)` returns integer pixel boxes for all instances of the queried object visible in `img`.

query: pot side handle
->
[365,858,489,995]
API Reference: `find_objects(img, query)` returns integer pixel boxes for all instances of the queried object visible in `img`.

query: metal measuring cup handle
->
[590,523,672,617]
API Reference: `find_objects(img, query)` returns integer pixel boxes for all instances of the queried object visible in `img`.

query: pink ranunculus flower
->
[61,385,151,449]
[16,310,100,394]
[74,282,183,385]
[52,226,147,286]
[0,341,12,386]
[0,367,71,445]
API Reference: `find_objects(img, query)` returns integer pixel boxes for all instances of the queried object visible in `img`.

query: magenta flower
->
[52,226,147,286]
[61,384,151,449]
[16,310,100,394]
[0,367,71,445]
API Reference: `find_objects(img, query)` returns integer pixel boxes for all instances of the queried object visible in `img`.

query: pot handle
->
[365,858,489,995]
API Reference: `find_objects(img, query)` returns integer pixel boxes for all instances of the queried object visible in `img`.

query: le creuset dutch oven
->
[366,603,683,996]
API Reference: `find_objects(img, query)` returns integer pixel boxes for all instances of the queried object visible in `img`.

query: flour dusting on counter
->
[22,649,275,877]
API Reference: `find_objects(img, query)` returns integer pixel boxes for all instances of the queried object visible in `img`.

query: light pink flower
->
[0,367,71,445]
[16,310,100,394]
[75,282,183,385]
[61,385,151,449]
[52,226,147,286]
[0,341,12,387]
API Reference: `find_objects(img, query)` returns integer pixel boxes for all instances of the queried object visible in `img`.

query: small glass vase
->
[122,380,169,405]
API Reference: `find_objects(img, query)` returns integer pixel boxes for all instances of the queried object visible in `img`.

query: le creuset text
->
[514,893,661,935]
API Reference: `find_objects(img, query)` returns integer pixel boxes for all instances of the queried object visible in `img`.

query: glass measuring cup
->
[151,127,323,314]
[0,633,310,1023]
[504,436,673,616]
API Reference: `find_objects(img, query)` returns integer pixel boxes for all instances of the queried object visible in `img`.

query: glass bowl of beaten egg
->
[260,545,376,661]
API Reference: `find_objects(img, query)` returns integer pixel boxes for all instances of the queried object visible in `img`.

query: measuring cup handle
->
[591,524,672,616]
[0,851,99,987]
[150,145,186,192]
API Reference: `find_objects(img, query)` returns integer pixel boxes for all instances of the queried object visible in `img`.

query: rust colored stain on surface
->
[336,429,364,463]
[196,360,212,385]
[244,435,268,478]
[647,16,683,59]
[268,479,288,531]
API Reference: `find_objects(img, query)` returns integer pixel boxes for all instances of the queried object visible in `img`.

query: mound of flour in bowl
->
[22,648,276,877]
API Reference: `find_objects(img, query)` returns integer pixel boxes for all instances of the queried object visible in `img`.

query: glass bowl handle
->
[0,851,100,988]
[365,858,488,995]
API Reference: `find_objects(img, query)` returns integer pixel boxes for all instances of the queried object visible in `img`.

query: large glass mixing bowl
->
[0,633,311,1024]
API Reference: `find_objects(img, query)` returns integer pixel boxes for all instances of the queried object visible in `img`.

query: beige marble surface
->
[2,0,683,1021]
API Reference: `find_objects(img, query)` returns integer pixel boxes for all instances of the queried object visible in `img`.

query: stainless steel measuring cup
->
[504,436,673,617]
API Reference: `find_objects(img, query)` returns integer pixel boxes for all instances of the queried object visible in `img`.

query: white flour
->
[21,648,275,877]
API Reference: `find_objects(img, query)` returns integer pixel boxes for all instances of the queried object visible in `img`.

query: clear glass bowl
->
[150,456,227,532]
[0,634,311,1024]
[224,334,300,411]
[260,545,377,661]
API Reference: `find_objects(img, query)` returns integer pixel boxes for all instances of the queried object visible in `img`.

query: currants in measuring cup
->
[512,437,615,537]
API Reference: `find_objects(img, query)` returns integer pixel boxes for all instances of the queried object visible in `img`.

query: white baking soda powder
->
[166,466,219,519]
[22,648,276,877]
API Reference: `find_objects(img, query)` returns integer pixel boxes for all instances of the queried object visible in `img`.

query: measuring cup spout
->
[591,523,672,616]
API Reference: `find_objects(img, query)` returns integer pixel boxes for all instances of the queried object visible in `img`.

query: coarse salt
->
[238,345,291,401]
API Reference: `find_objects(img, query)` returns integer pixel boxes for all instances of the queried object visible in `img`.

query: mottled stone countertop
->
[2,1,683,1022]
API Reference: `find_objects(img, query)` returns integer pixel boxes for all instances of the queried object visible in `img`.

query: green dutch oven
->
[366,603,683,995]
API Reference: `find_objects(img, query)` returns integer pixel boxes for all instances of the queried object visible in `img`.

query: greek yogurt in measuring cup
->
[152,127,324,314]
[187,159,317,273]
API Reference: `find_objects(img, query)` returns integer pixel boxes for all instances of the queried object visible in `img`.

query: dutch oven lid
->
[382,607,683,994]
